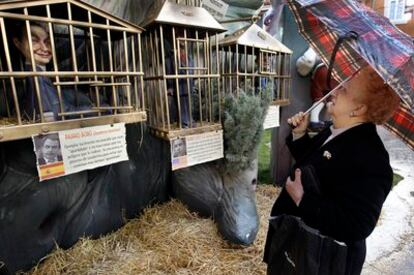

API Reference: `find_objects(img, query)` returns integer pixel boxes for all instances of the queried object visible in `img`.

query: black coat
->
[264,123,393,267]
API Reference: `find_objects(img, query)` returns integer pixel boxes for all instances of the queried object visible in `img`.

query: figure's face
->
[15,25,52,66]
[41,138,59,160]
[173,139,185,155]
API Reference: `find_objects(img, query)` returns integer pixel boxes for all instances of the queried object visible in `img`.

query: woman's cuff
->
[292,131,306,141]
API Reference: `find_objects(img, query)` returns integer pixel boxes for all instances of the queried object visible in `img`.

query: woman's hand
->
[287,112,309,135]
[285,168,304,206]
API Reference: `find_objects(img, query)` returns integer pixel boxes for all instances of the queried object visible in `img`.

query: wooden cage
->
[0,0,146,142]
[218,24,292,105]
[141,0,226,140]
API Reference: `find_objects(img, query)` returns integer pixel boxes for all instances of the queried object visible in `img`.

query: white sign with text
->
[60,123,128,175]
[202,0,229,20]
[263,105,280,129]
[171,130,224,171]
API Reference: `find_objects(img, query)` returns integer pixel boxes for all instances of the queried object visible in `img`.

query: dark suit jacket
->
[23,65,92,120]
[38,155,63,165]
[264,123,393,261]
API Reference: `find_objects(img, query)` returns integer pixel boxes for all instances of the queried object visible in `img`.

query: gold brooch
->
[323,150,332,160]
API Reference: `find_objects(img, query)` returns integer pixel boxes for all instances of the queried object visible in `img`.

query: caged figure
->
[11,22,94,121]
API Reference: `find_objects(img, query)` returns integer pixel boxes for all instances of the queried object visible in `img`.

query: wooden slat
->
[53,81,103,85]
[0,71,144,77]
[216,33,221,122]
[138,33,144,110]
[0,112,147,142]
[106,18,117,112]
[150,123,222,140]
[195,30,203,125]
[90,82,131,87]
[24,8,45,122]
[87,10,102,115]
[47,4,66,120]
[0,18,21,124]
[123,31,132,107]
[0,11,140,33]
[158,26,168,129]
[91,106,133,110]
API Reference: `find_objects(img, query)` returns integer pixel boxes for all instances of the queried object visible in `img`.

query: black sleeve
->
[297,154,393,242]
[286,132,312,161]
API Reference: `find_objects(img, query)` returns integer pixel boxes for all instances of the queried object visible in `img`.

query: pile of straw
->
[0,117,19,126]
[0,117,35,127]
[28,185,280,275]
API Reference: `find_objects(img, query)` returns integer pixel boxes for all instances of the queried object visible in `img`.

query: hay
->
[0,117,20,126]
[0,117,35,127]
[25,185,280,275]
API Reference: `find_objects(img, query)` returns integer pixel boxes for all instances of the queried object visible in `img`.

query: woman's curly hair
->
[357,66,400,124]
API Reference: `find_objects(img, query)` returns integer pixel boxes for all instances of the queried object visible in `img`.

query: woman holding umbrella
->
[263,65,400,274]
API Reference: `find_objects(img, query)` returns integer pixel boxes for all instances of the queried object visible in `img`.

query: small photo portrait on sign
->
[171,137,187,158]
[34,133,63,166]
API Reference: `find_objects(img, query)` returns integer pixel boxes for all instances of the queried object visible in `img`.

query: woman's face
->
[326,70,365,123]
[15,25,52,66]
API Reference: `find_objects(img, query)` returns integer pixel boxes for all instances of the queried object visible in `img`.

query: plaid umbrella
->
[287,0,414,150]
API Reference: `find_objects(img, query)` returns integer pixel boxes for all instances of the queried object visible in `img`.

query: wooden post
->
[0,18,20,123]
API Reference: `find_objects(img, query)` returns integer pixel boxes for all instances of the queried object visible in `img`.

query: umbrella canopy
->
[287,0,414,150]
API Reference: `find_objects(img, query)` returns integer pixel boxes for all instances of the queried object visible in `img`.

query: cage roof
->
[141,0,225,33]
[0,0,144,33]
[219,24,292,54]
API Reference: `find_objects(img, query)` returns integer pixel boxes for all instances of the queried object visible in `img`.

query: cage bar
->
[217,24,292,105]
[141,0,225,139]
[0,18,21,124]
[0,0,146,141]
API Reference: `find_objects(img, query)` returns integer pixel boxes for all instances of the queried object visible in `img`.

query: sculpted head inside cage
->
[12,22,52,67]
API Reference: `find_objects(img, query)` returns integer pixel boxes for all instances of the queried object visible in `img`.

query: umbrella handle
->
[288,74,356,129]
[289,32,359,130]
[326,31,359,90]
[287,84,340,129]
